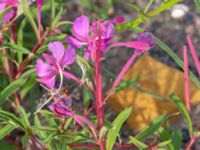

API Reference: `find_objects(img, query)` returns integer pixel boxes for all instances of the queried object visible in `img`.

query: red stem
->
[95,21,104,131]
[69,143,137,149]
[185,135,195,150]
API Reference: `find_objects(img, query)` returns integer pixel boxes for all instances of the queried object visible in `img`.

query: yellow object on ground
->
[108,55,200,132]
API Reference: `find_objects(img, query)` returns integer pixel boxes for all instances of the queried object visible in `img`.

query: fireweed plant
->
[35,15,155,149]
[0,0,200,150]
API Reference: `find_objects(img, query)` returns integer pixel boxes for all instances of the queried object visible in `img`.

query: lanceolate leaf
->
[51,7,63,29]
[129,136,148,150]
[135,114,169,141]
[0,124,15,139]
[0,110,24,128]
[18,106,31,128]
[20,0,39,39]
[0,79,26,104]
[106,107,132,150]
[169,93,193,134]
[194,0,200,11]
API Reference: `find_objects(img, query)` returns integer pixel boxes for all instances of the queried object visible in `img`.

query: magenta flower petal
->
[1,0,18,6]
[84,51,90,61]
[109,41,150,50]
[63,71,82,84]
[137,31,155,47]
[37,0,44,5]
[42,53,59,71]
[36,59,53,77]
[0,3,6,12]
[73,115,96,129]
[48,41,65,63]
[37,74,56,89]
[2,9,15,23]
[66,36,87,48]
[72,16,89,40]
[112,16,125,24]
[101,21,114,40]
[48,103,72,117]
[60,45,76,66]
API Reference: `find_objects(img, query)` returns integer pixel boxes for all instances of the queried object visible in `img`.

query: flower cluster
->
[35,15,155,131]
[66,16,155,61]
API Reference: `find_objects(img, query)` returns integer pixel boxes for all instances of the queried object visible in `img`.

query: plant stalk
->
[95,24,104,131]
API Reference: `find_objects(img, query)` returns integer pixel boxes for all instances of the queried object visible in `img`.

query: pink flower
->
[36,41,76,89]
[48,99,96,130]
[67,16,155,61]
[66,16,124,60]
[0,0,18,23]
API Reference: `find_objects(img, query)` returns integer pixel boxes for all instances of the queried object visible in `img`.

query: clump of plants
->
[0,0,200,150]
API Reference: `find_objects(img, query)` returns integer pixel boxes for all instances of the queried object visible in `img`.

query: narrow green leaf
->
[32,126,58,132]
[135,114,169,141]
[194,0,200,11]
[106,107,132,150]
[21,75,36,99]
[129,136,148,150]
[0,79,26,104]
[144,0,154,13]
[0,124,15,139]
[158,140,172,148]
[20,68,36,79]
[115,76,140,92]
[154,36,200,88]
[83,88,93,108]
[51,7,63,29]
[7,43,30,54]
[45,34,66,43]
[0,110,24,128]
[20,0,39,40]
[171,129,182,150]
[51,0,55,20]
[116,0,182,30]
[34,115,46,139]
[18,105,31,128]
[169,93,193,134]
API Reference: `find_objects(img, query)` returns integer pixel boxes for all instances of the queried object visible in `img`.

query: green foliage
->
[169,93,193,134]
[116,0,183,30]
[194,0,200,11]
[20,0,39,39]
[115,76,140,92]
[129,136,148,150]
[0,79,26,104]
[0,124,15,139]
[106,107,132,150]
[135,114,169,141]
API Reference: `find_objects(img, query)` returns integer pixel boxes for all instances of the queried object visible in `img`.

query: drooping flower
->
[111,31,155,90]
[67,16,155,61]
[48,98,96,130]
[36,41,76,89]
[0,0,18,23]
